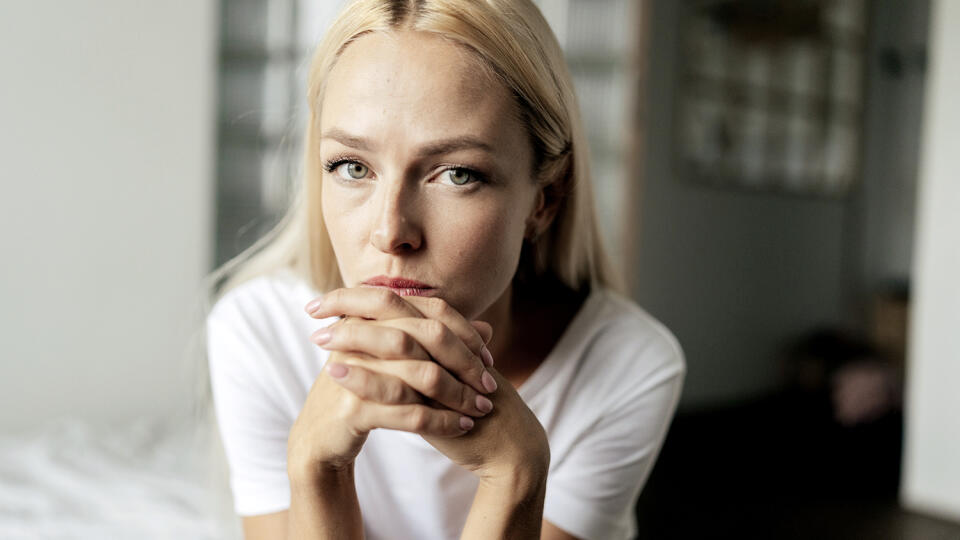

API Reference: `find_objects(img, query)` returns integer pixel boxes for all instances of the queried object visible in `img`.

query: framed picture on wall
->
[676,0,868,197]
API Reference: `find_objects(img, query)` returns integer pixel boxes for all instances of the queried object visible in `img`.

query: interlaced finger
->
[312,320,430,361]
[325,360,421,406]
[338,357,494,417]
[356,400,475,438]
[369,317,497,395]
[402,296,494,367]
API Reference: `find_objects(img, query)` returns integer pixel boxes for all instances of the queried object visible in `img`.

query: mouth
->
[360,276,438,297]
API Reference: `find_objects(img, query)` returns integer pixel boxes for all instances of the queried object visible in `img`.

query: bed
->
[0,416,242,539]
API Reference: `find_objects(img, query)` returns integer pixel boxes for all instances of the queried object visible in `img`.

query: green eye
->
[342,162,368,179]
[446,169,473,185]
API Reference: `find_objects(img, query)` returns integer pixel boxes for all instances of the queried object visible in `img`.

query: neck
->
[476,277,588,386]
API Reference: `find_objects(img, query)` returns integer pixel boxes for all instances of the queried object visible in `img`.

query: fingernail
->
[305,297,323,314]
[310,328,332,345]
[327,363,348,378]
[481,370,498,393]
[459,416,475,431]
[476,395,493,414]
[481,346,494,367]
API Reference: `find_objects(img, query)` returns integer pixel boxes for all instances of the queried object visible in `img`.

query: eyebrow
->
[321,128,495,157]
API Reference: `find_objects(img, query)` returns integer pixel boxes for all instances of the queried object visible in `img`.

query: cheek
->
[320,181,361,274]
[432,196,528,290]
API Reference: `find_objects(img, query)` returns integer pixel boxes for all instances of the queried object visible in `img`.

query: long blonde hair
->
[206,0,620,307]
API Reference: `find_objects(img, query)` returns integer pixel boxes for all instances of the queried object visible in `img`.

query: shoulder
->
[205,270,334,402]
[205,269,334,363]
[594,289,683,359]
[575,288,686,393]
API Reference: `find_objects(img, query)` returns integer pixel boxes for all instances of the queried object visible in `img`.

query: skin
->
[245,30,582,540]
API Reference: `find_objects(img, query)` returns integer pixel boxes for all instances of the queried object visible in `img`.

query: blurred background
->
[1,0,958,538]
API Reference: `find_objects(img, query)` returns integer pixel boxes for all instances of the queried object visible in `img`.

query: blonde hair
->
[206,0,621,306]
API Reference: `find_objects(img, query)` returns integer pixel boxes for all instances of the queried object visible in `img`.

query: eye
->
[336,161,369,180]
[443,168,480,186]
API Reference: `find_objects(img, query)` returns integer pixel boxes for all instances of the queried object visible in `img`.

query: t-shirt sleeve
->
[543,334,685,540]
[206,300,294,516]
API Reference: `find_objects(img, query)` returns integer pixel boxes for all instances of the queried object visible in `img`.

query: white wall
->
[0,1,217,429]
[901,0,960,522]
[852,0,928,314]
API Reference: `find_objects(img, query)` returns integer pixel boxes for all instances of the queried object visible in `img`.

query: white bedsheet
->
[0,416,242,539]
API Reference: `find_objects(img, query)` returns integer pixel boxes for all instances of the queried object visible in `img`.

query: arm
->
[461,467,548,540]
[236,465,362,540]
[240,466,577,540]
[285,462,363,540]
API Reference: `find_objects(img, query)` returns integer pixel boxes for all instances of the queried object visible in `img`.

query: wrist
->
[288,456,355,493]
[462,463,548,539]
[287,447,355,485]
[287,421,365,483]
[478,460,549,497]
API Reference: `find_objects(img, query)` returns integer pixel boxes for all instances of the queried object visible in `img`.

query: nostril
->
[370,228,422,253]
[370,189,423,252]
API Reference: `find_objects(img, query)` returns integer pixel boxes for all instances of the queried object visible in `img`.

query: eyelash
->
[321,156,489,186]
[322,155,362,174]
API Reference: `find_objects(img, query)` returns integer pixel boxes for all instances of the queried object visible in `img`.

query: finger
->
[402,296,494,366]
[341,357,494,417]
[470,321,494,367]
[305,287,424,321]
[371,317,497,395]
[311,322,431,361]
[355,400,475,438]
[470,320,493,344]
[325,361,422,406]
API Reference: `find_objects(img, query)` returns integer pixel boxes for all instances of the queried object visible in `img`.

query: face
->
[318,30,544,320]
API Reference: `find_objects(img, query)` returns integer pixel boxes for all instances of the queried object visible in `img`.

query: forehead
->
[319,30,523,148]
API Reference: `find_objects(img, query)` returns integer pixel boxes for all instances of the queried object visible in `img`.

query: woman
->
[205,1,684,538]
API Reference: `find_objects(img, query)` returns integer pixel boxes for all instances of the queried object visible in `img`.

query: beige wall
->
[901,0,960,521]
[0,1,217,428]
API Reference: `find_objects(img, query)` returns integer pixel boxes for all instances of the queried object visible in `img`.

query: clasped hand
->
[287,287,549,482]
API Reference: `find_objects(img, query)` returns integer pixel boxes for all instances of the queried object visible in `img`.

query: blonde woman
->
[205,1,685,538]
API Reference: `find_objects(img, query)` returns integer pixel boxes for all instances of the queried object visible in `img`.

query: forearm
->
[460,468,548,540]
[286,462,364,540]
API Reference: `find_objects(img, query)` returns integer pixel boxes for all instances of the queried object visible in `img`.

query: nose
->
[370,179,422,254]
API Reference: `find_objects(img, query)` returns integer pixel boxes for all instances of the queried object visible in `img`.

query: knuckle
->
[472,355,487,378]
[425,296,448,315]
[327,288,345,305]
[384,381,406,404]
[422,319,447,345]
[410,407,431,431]
[336,322,356,342]
[458,383,473,412]
[442,412,463,436]
[340,392,361,417]
[419,362,444,393]
[390,330,415,357]
[466,331,484,354]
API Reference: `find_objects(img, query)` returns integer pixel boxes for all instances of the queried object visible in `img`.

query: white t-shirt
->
[206,269,685,540]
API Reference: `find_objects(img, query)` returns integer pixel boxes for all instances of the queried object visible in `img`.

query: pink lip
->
[361,276,437,297]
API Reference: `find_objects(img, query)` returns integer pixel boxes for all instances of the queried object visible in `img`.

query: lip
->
[361,275,438,297]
